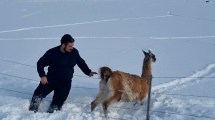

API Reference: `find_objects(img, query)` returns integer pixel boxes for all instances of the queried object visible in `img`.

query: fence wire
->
[1,59,215,119]
[1,58,215,79]
[1,72,215,100]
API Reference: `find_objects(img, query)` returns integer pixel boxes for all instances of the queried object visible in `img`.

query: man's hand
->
[88,71,98,77]
[40,76,48,85]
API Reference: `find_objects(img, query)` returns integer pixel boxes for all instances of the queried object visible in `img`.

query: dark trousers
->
[29,79,71,113]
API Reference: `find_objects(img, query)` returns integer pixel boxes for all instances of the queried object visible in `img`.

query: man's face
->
[64,42,74,53]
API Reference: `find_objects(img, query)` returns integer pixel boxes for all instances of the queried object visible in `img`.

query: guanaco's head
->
[99,66,112,82]
[142,50,156,63]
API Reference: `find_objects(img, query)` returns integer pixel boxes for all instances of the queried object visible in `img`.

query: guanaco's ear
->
[142,49,147,56]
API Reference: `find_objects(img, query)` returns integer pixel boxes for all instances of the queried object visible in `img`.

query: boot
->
[47,105,60,113]
[29,96,42,113]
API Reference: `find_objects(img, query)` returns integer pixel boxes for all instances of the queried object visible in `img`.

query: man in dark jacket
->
[29,34,97,113]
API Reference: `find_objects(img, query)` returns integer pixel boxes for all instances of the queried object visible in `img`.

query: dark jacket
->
[37,46,91,81]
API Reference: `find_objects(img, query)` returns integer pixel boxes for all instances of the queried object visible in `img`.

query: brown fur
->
[91,50,156,117]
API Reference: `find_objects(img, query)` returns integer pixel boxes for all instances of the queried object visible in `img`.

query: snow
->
[0,0,215,120]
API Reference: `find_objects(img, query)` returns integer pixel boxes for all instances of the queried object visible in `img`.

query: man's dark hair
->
[61,34,75,45]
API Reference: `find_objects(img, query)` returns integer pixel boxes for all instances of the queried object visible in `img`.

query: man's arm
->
[37,51,50,78]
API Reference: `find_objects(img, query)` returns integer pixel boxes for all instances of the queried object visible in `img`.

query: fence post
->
[146,75,152,120]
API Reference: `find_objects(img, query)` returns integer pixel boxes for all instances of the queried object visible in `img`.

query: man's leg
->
[47,81,71,113]
[29,83,53,112]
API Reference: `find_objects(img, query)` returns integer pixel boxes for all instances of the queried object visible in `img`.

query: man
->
[29,34,97,113]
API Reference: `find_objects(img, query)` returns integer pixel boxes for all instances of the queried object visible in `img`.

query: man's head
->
[60,34,75,53]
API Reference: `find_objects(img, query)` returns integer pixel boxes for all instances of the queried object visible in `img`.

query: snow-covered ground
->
[0,0,215,120]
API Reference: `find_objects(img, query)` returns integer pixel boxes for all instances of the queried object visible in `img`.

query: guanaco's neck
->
[141,59,152,80]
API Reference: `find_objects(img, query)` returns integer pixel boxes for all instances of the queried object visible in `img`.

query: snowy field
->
[0,0,215,120]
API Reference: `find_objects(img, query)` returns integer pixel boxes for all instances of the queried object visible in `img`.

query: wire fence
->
[1,59,215,89]
[0,45,215,120]
[1,58,215,79]
[1,71,215,100]
[1,57,215,100]
[1,69,215,119]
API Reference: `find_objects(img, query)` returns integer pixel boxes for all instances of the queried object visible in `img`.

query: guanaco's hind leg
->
[102,91,122,117]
